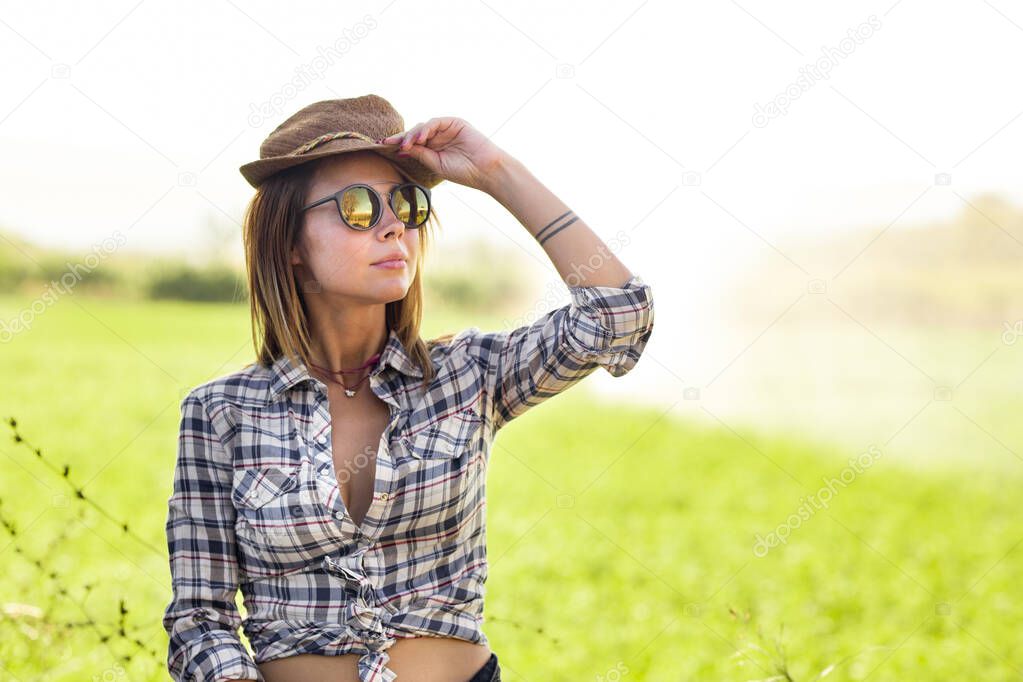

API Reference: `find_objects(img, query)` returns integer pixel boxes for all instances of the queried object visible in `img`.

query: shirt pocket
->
[394,408,486,530]
[233,466,300,507]
[232,462,340,574]
[401,407,483,460]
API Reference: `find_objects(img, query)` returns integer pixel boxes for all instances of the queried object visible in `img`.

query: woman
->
[162,94,654,682]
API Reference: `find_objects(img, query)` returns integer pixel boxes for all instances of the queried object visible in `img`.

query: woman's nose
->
[377,207,405,238]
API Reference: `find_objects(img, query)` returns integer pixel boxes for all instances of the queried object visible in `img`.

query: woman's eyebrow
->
[320,178,407,194]
[358,179,404,186]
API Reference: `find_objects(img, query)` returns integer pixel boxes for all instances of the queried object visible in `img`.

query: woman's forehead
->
[312,154,406,188]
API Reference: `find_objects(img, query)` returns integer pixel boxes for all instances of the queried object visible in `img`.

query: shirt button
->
[378,492,389,501]
[334,510,345,520]
[317,434,328,445]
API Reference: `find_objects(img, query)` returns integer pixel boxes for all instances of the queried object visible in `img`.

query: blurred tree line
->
[730,192,1023,327]
[0,221,532,316]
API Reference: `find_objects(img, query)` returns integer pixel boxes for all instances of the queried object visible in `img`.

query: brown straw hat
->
[238,94,443,189]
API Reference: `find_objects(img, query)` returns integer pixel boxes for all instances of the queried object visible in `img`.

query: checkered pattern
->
[163,274,654,681]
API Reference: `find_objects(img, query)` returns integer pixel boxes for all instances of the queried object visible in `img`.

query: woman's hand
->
[376,117,510,192]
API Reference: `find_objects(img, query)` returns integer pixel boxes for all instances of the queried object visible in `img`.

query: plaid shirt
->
[163,274,654,682]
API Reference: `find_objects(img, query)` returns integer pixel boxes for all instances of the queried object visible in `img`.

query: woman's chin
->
[370,278,412,300]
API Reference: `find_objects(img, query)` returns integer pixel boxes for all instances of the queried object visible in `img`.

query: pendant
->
[345,389,356,398]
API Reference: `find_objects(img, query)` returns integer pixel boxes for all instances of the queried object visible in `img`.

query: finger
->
[396,133,422,157]
[379,118,445,149]
[397,122,428,151]
[410,119,447,149]
[378,125,419,146]
[426,117,460,145]
[397,140,440,168]
[413,117,446,146]
[399,117,448,149]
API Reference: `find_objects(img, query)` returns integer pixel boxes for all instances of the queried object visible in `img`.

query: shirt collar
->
[266,327,423,403]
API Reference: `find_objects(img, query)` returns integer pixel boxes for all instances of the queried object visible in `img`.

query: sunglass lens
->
[340,186,380,229]
[394,185,430,227]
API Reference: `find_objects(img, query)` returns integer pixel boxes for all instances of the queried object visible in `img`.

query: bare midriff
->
[258,636,493,682]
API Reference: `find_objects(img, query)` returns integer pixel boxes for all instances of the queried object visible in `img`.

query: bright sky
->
[2,0,1021,412]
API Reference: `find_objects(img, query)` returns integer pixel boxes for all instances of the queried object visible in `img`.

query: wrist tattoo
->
[535,209,579,246]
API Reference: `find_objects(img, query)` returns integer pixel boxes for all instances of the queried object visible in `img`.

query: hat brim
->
[239,138,443,189]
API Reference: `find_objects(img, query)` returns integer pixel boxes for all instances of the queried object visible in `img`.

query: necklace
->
[310,352,382,398]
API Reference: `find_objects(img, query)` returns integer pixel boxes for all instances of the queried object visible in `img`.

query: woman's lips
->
[371,259,406,269]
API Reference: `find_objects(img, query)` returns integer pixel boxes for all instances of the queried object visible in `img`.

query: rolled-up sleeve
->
[470,273,654,432]
[163,390,264,682]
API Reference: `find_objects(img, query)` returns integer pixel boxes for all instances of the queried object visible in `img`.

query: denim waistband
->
[467,652,500,681]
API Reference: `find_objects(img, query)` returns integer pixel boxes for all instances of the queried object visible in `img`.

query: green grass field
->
[1,293,1020,680]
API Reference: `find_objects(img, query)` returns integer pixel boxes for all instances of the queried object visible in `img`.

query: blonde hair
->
[241,158,451,386]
